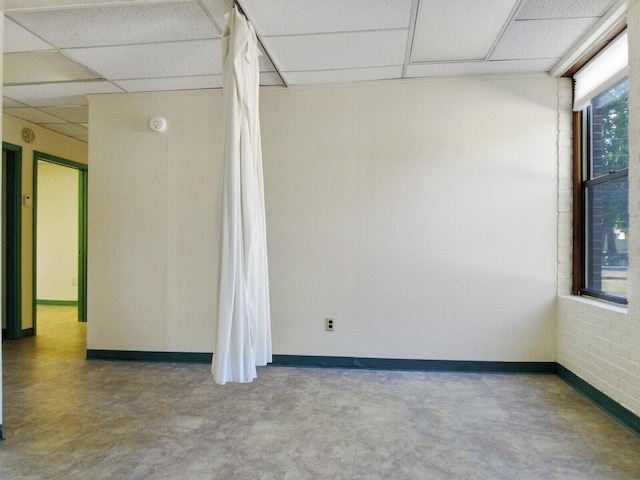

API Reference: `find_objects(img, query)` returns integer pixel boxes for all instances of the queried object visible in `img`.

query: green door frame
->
[33,152,88,326]
[2,142,22,340]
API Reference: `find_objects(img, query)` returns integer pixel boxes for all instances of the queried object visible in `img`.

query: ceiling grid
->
[0,0,622,143]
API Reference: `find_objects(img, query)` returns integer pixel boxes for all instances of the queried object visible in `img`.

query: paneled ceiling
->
[1,0,623,143]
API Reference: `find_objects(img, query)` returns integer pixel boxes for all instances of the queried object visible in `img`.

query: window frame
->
[573,82,629,305]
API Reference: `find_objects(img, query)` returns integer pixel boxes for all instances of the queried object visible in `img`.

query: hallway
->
[1,306,640,479]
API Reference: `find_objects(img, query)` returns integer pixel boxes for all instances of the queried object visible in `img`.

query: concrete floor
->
[1,306,640,479]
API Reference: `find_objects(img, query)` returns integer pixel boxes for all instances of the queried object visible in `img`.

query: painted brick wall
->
[556,0,640,416]
[557,77,573,297]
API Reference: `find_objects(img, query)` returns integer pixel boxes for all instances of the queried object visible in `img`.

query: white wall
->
[557,1,640,417]
[88,75,561,362]
[263,77,560,360]
[87,90,222,352]
[36,161,78,301]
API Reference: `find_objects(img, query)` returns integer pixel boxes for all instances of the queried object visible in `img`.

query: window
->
[574,32,629,304]
[582,79,629,303]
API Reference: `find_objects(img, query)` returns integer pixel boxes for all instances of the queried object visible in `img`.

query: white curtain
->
[212,6,272,385]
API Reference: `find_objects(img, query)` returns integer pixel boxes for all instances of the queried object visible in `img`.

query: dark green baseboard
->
[0,424,3,440]
[86,350,554,373]
[557,364,640,436]
[37,300,79,306]
[271,355,557,373]
[2,327,33,339]
[87,349,212,363]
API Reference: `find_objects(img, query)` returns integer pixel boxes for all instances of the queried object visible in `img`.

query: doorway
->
[2,143,22,340]
[33,152,87,333]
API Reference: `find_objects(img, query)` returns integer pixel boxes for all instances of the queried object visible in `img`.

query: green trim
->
[271,355,557,373]
[87,349,212,363]
[3,143,22,340]
[272,355,354,369]
[33,152,89,333]
[36,300,79,306]
[4,327,33,338]
[78,169,88,322]
[35,152,87,171]
[557,364,640,436]
[0,424,4,440]
[85,350,554,374]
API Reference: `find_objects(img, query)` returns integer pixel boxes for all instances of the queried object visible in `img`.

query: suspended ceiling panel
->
[64,39,223,80]
[114,75,223,93]
[4,51,100,84]
[405,58,558,78]
[491,17,601,60]
[40,122,88,139]
[39,105,89,123]
[4,81,122,107]
[265,30,408,72]
[8,2,220,47]
[3,96,26,108]
[516,0,617,19]
[1,0,625,143]
[242,0,412,84]
[3,107,67,124]
[240,0,413,35]
[285,66,404,86]
[3,17,52,52]
[411,0,519,63]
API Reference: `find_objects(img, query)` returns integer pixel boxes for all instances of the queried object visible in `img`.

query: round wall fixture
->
[149,116,167,133]
[22,128,35,143]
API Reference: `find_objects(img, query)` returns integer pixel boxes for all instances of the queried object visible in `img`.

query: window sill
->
[559,294,628,314]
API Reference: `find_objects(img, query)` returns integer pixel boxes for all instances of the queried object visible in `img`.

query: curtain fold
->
[212,6,272,385]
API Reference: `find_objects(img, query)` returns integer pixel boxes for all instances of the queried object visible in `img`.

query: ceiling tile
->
[4,51,100,84]
[115,73,283,91]
[0,0,623,113]
[64,39,222,80]
[265,30,408,72]
[3,17,53,52]
[491,18,599,60]
[198,0,233,33]
[412,0,519,62]
[284,66,403,86]
[405,58,558,77]
[4,107,68,124]
[516,0,617,19]
[41,122,88,138]
[242,0,412,36]
[7,1,220,48]
[39,105,89,123]
[115,75,223,93]
[259,72,285,86]
[258,50,276,72]
[4,81,122,107]
[3,97,27,108]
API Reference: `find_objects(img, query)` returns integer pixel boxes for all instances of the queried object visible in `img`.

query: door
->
[2,143,22,340]
[34,153,87,330]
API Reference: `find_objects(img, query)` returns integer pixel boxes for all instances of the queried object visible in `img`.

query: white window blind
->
[574,30,628,112]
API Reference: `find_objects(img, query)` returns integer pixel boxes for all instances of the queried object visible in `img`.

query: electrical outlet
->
[325,317,334,332]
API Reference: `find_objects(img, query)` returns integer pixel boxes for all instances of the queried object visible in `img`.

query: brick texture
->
[556,0,640,417]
